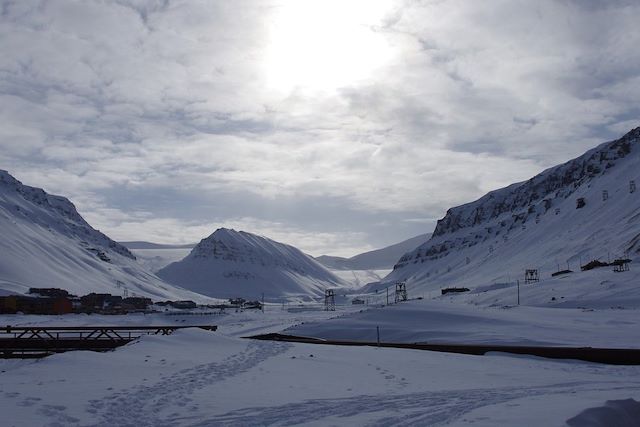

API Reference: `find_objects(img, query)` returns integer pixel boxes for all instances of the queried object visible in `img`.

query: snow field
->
[1,324,639,426]
[288,298,640,348]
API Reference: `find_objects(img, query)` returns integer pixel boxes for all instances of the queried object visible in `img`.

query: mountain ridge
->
[1,170,135,260]
[431,127,639,238]
[373,127,640,294]
[0,170,209,301]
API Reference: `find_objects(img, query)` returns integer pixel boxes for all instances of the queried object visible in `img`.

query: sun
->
[264,0,395,95]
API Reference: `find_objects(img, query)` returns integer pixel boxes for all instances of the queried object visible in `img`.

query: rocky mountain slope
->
[157,228,348,301]
[374,127,640,295]
[0,170,207,301]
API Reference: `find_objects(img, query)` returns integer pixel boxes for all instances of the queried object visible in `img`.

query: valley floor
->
[2,300,639,426]
[288,299,640,348]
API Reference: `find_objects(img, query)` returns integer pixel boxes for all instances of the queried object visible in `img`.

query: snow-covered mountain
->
[375,127,640,293]
[122,241,196,250]
[126,247,194,274]
[316,233,431,270]
[157,228,348,301]
[0,170,207,301]
[122,242,195,273]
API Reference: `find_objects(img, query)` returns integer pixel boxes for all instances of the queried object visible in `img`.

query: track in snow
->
[189,382,640,427]
[83,340,291,427]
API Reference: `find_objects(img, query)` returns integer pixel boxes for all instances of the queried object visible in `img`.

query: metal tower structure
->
[394,282,408,303]
[324,289,335,311]
[524,269,539,284]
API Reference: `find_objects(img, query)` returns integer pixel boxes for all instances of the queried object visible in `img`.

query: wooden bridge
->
[0,325,217,358]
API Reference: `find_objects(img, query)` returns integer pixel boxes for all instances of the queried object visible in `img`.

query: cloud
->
[1,0,639,256]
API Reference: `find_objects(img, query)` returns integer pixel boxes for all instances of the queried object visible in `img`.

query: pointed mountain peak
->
[158,228,347,301]
[208,227,246,241]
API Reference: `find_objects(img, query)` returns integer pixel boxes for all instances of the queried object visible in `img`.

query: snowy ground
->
[333,265,640,347]
[2,299,640,426]
[2,330,639,426]
[288,299,640,348]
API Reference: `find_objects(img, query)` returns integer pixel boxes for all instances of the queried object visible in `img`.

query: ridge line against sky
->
[1,0,639,257]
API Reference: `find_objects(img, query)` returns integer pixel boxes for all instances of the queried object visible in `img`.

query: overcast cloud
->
[1,0,639,256]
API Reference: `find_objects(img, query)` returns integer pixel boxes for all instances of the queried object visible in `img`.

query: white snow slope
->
[330,268,392,288]
[129,247,193,273]
[157,228,349,302]
[0,170,208,301]
[375,127,640,296]
[317,233,431,270]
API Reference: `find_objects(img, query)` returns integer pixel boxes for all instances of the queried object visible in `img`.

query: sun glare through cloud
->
[1,2,640,424]
[264,0,395,94]
[1,0,639,256]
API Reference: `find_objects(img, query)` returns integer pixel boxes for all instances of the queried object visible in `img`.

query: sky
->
[1,0,639,257]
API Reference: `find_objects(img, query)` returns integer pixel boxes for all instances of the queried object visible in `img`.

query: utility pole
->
[261,293,264,313]
[386,287,389,305]
[517,280,520,305]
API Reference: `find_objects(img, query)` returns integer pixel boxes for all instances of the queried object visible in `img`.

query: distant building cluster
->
[0,288,154,315]
[0,288,266,315]
[225,298,263,310]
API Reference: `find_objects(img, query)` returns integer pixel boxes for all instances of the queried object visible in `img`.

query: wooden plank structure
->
[0,325,217,359]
